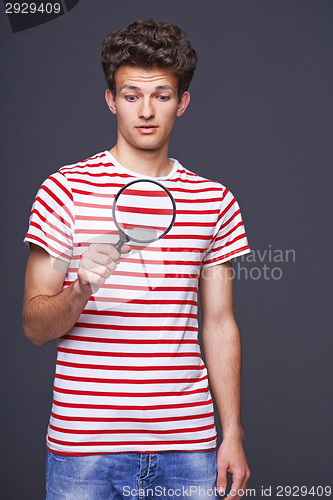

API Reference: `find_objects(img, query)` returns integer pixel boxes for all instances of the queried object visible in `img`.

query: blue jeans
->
[46,448,218,499]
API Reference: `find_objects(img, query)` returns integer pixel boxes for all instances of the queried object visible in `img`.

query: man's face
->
[105,66,190,153]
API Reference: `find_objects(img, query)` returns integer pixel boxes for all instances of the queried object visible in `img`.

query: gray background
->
[1,1,332,498]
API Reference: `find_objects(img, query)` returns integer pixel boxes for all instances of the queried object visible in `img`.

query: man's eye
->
[158,95,170,101]
[125,95,137,102]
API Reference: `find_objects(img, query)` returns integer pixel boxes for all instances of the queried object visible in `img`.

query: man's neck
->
[109,144,174,178]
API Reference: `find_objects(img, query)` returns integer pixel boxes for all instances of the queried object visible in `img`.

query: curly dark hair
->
[101,19,198,99]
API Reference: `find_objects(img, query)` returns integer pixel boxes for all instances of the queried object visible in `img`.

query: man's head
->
[101,19,198,100]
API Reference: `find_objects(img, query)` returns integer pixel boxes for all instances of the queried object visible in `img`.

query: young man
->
[23,19,250,500]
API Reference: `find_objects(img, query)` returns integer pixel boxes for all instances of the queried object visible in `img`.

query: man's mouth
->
[136,125,158,133]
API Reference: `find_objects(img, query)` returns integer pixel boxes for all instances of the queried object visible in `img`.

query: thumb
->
[120,243,131,254]
[216,461,228,496]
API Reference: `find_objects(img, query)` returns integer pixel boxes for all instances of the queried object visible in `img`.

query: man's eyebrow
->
[119,84,176,94]
[119,85,141,92]
[154,85,177,94]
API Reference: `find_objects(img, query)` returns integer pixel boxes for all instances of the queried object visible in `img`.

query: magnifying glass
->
[112,179,176,252]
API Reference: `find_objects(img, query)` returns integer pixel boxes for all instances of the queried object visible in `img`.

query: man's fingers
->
[240,467,250,495]
[89,242,130,253]
[81,256,117,276]
[79,268,110,286]
[225,472,247,500]
[216,463,228,496]
[88,244,120,263]
[120,243,131,254]
[78,242,131,294]
[88,243,131,262]
[216,440,250,499]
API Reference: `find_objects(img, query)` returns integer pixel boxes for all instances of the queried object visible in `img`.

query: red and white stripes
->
[24,150,250,455]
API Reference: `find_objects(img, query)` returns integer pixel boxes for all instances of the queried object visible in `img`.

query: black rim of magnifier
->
[112,178,177,243]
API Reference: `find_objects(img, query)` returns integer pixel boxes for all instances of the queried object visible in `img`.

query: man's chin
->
[131,140,165,152]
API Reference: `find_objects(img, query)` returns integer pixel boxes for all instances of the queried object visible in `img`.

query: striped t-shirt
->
[24,150,250,456]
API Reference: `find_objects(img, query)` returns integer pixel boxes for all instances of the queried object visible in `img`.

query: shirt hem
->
[201,246,251,269]
[23,237,72,264]
[46,443,218,457]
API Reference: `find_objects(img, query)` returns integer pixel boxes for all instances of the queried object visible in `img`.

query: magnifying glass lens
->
[114,181,175,243]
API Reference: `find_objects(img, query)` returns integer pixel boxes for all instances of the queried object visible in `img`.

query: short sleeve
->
[24,171,74,263]
[201,185,250,268]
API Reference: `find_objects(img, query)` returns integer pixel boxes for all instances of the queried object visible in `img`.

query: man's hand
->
[77,243,131,294]
[23,242,131,345]
[216,437,250,498]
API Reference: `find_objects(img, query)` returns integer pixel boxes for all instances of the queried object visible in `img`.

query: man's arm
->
[22,242,130,346]
[199,260,250,499]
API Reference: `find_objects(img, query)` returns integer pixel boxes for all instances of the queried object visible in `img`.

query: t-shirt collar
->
[104,150,179,181]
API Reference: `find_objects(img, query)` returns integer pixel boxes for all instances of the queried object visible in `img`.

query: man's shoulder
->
[175,161,224,191]
[57,150,110,176]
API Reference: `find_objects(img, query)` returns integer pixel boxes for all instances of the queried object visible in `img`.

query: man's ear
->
[176,91,191,117]
[105,89,117,115]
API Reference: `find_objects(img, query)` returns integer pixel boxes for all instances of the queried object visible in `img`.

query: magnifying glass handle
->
[114,233,130,253]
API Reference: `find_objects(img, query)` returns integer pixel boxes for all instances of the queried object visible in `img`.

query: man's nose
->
[139,98,155,119]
